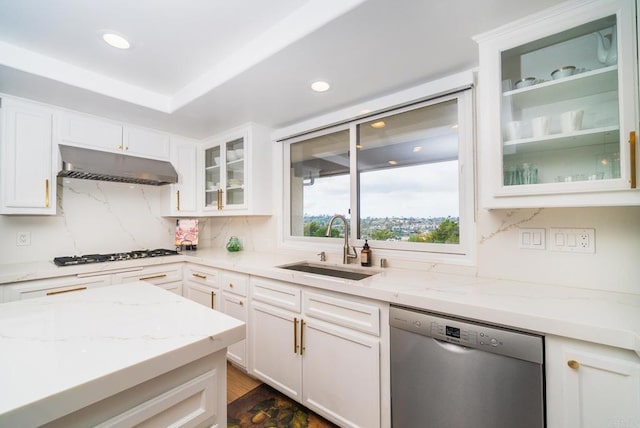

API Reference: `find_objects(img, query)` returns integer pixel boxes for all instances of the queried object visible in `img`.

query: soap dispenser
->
[361,239,372,267]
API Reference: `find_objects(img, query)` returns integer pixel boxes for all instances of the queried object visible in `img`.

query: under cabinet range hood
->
[58,144,178,186]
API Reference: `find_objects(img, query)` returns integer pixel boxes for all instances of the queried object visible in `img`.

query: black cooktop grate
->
[53,249,179,266]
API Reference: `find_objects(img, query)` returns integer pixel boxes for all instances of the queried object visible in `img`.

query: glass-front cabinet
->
[204,136,246,211]
[475,0,639,208]
[201,124,272,215]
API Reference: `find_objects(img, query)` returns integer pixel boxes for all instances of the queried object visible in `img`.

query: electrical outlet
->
[549,228,595,253]
[16,232,31,246]
[518,228,546,250]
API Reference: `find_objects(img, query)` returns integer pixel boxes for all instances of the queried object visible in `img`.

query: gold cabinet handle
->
[630,131,637,189]
[229,283,234,288]
[45,179,50,208]
[210,291,216,309]
[192,273,207,279]
[125,146,129,151]
[567,360,580,370]
[117,144,123,150]
[300,319,305,355]
[139,273,167,281]
[293,317,299,354]
[217,189,224,210]
[239,300,244,306]
[176,190,180,211]
[47,286,87,296]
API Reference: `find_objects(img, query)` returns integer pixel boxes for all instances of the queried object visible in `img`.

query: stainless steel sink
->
[278,262,378,281]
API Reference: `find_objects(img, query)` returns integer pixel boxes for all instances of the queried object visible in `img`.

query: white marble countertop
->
[0,282,245,427]
[1,249,639,356]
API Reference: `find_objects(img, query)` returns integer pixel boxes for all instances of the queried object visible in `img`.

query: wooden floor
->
[227,362,262,403]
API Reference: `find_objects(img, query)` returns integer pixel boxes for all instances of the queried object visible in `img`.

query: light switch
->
[519,228,545,250]
[549,228,595,253]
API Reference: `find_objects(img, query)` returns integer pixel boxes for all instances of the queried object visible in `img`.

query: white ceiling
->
[0,0,564,139]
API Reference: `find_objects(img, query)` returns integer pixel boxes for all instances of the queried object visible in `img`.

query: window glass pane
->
[290,130,350,237]
[357,100,460,244]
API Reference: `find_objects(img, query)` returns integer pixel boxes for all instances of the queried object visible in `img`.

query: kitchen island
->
[0,282,245,427]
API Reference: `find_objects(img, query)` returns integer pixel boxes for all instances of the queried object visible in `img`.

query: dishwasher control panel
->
[390,305,543,363]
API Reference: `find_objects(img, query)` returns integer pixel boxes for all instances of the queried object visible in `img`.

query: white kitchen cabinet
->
[475,0,640,208]
[201,123,272,215]
[162,136,199,216]
[123,125,170,160]
[249,277,384,428]
[219,271,249,368]
[182,264,220,310]
[111,264,182,294]
[546,335,640,428]
[0,97,57,215]
[58,111,170,160]
[3,273,111,302]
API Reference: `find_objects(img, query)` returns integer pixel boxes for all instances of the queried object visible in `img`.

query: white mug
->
[561,110,584,133]
[506,121,523,141]
[532,116,550,138]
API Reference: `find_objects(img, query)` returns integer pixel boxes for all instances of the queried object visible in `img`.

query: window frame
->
[281,89,476,265]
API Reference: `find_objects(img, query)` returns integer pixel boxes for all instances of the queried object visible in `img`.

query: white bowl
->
[514,77,536,89]
[551,66,576,79]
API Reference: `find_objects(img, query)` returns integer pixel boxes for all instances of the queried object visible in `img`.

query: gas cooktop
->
[53,249,180,266]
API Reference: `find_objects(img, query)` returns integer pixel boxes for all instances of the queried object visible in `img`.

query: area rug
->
[228,383,339,428]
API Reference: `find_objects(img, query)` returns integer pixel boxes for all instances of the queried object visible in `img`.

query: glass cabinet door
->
[500,14,624,189]
[204,145,221,209]
[224,137,245,208]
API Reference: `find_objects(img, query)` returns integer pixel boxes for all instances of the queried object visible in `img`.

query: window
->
[284,90,474,259]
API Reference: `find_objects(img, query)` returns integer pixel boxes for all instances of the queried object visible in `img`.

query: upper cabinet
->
[58,111,170,160]
[162,135,199,216]
[475,0,639,208]
[0,98,57,215]
[201,123,272,216]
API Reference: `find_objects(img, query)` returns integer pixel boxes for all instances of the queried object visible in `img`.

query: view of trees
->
[302,215,459,244]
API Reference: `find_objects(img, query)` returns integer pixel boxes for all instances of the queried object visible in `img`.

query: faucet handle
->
[317,251,326,262]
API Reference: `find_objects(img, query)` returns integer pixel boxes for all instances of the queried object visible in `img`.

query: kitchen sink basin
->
[278,262,378,281]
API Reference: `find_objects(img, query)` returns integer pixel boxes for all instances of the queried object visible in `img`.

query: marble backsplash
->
[1,177,638,296]
[0,179,177,264]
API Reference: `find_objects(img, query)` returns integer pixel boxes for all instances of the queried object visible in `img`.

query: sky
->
[302,160,459,218]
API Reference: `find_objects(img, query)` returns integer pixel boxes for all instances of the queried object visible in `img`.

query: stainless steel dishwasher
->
[390,305,545,428]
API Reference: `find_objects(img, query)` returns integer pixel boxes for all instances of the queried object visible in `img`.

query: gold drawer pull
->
[47,286,87,296]
[176,190,180,211]
[293,317,298,354]
[300,319,305,355]
[229,283,234,288]
[139,274,167,281]
[239,300,244,306]
[192,273,207,279]
[630,131,636,189]
[211,291,216,309]
[567,360,580,370]
[45,179,50,208]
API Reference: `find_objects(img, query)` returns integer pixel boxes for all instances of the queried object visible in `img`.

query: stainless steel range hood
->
[58,144,178,186]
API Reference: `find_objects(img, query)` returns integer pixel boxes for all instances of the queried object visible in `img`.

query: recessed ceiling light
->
[356,144,363,149]
[413,146,422,153]
[102,33,130,50]
[360,109,372,114]
[311,81,330,92]
[388,160,398,165]
[371,121,386,129]
[451,124,459,129]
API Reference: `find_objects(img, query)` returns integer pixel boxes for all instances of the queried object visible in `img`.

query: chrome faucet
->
[326,214,357,264]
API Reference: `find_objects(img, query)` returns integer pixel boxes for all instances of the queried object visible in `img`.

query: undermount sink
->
[278,261,378,281]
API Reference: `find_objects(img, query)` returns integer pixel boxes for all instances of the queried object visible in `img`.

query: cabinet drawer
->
[4,274,112,301]
[112,264,182,285]
[303,291,380,336]
[184,265,218,288]
[220,271,248,296]
[250,277,301,312]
